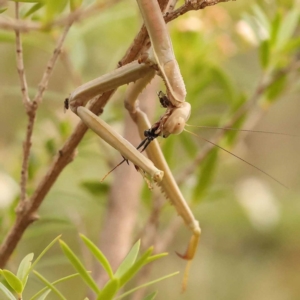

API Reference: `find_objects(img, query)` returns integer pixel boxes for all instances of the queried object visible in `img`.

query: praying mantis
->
[66,0,201,288]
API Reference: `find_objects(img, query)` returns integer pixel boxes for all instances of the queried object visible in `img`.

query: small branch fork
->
[0,0,232,268]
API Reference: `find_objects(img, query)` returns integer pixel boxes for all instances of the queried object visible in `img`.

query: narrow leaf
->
[115,271,179,300]
[265,74,287,102]
[252,5,270,34]
[0,282,16,300]
[36,289,51,300]
[115,240,140,278]
[24,3,44,18]
[33,271,66,300]
[276,8,299,50]
[70,0,82,11]
[25,235,61,279]
[270,12,281,47]
[44,0,68,22]
[17,253,34,287]
[2,270,23,294]
[119,247,153,288]
[96,278,119,300]
[259,39,270,69]
[59,240,100,294]
[80,234,114,280]
[144,253,168,264]
[142,291,157,300]
[30,273,80,300]
[0,7,8,13]
[192,148,218,203]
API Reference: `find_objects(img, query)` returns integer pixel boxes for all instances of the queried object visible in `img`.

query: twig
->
[14,2,33,202]
[14,3,30,112]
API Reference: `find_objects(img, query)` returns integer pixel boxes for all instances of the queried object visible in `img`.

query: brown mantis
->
[65,0,200,288]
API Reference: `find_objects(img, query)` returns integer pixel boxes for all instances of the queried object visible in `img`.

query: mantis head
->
[161,102,191,138]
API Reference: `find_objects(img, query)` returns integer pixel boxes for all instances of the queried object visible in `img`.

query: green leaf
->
[145,253,168,264]
[270,12,281,47]
[142,291,157,300]
[59,240,100,294]
[96,278,119,300]
[24,2,44,18]
[115,271,179,299]
[58,120,72,138]
[45,138,56,156]
[30,273,80,300]
[80,180,109,197]
[223,115,246,146]
[252,5,270,34]
[276,8,299,50]
[2,270,23,294]
[33,271,66,300]
[265,74,287,102]
[35,289,51,300]
[70,0,82,11]
[25,235,61,279]
[0,282,16,300]
[192,148,218,202]
[0,7,8,13]
[80,234,114,280]
[16,253,34,287]
[115,240,140,278]
[282,37,300,53]
[44,0,68,22]
[119,246,153,288]
[259,39,270,69]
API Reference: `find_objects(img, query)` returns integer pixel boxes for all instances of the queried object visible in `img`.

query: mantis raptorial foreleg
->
[66,0,200,289]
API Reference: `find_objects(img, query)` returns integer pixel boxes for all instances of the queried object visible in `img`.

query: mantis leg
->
[125,76,201,290]
[67,60,165,181]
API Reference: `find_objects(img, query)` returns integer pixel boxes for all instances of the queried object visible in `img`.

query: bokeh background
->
[0,0,300,299]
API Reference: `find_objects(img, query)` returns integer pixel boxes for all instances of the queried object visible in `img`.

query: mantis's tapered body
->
[66,0,200,290]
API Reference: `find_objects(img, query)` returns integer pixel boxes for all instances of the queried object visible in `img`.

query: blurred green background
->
[0,0,300,299]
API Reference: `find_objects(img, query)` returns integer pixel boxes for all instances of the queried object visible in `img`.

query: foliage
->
[0,236,177,299]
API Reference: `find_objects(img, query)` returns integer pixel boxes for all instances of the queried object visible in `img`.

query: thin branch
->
[14,2,33,202]
[14,2,30,112]
[19,109,36,203]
